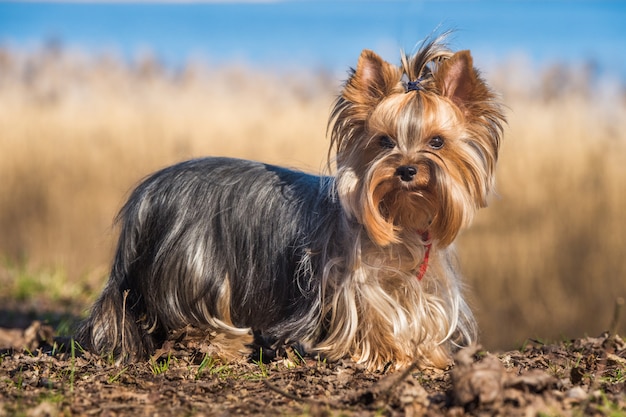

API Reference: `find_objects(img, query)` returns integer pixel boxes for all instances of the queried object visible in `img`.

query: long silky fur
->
[77,157,475,369]
[77,35,504,370]
[77,159,342,361]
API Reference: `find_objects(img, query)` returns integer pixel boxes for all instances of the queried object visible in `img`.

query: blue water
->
[0,1,625,78]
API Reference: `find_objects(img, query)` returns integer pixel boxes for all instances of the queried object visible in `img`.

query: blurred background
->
[0,0,624,351]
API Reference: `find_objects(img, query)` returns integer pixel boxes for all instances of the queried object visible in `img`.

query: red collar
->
[416,231,431,281]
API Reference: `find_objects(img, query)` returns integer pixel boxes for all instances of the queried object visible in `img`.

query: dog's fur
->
[77,36,505,370]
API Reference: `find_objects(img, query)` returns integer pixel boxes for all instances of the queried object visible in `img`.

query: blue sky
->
[0,1,625,79]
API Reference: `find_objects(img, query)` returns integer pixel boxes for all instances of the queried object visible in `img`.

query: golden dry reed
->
[0,47,624,349]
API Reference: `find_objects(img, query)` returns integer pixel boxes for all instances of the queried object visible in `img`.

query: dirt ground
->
[1,320,625,417]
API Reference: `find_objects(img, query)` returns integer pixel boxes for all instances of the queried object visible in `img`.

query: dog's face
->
[331,47,505,247]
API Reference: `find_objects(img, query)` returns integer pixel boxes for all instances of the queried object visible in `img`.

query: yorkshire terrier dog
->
[77,35,505,371]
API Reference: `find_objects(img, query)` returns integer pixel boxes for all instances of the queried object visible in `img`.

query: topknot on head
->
[400,33,454,94]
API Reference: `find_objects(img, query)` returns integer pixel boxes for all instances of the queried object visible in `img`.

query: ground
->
[0,321,625,416]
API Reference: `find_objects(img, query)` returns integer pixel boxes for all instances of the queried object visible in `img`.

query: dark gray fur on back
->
[78,157,345,360]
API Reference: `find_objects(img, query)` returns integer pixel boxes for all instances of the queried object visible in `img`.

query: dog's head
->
[330,37,505,247]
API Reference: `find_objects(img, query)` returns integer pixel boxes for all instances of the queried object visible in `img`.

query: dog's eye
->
[379,136,396,149]
[428,136,445,150]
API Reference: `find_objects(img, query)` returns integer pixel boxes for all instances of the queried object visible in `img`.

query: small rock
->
[566,386,587,401]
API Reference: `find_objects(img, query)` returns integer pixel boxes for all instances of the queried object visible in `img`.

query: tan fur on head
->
[330,37,505,248]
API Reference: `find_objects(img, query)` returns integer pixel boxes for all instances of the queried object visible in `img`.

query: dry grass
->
[1,46,624,350]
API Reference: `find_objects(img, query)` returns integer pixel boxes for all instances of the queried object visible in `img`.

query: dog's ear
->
[343,50,400,107]
[435,50,491,113]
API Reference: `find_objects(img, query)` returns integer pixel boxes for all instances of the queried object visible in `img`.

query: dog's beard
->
[366,161,434,242]
[337,153,480,248]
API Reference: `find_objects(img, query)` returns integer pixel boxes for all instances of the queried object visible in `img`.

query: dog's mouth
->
[376,184,436,233]
[362,159,440,245]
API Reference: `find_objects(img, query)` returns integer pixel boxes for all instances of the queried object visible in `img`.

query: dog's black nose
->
[396,165,417,182]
